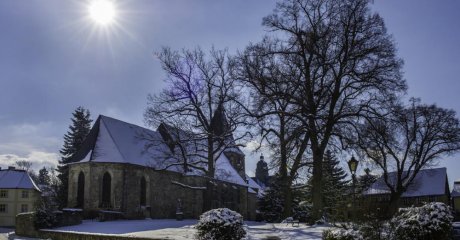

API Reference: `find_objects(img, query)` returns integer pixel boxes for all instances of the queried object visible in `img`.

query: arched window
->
[140,177,147,206]
[101,172,111,208]
[76,172,85,208]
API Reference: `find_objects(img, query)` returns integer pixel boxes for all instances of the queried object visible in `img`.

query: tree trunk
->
[279,117,293,219]
[203,137,215,212]
[388,193,402,217]
[283,182,293,219]
[203,181,213,212]
[310,151,324,222]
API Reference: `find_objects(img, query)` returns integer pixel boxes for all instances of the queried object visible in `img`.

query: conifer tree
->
[258,176,284,222]
[57,107,92,208]
[306,151,349,217]
[322,151,349,210]
[357,168,377,193]
[38,167,51,185]
[258,175,309,222]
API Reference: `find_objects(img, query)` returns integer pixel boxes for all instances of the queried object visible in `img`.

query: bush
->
[195,208,246,240]
[324,202,454,240]
[34,199,58,229]
[323,228,363,240]
[391,202,453,240]
[358,219,389,240]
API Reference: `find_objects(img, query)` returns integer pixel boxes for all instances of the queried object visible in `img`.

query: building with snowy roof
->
[361,167,450,216]
[67,115,261,220]
[0,167,41,226]
[451,180,460,214]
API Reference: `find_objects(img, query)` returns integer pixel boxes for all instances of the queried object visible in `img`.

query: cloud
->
[0,121,61,154]
[0,121,62,172]
[0,151,59,172]
[244,140,263,152]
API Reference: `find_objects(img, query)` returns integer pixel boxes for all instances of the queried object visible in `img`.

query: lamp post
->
[347,155,359,221]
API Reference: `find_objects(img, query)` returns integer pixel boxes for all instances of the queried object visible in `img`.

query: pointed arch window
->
[140,177,147,206]
[76,172,85,208]
[101,172,111,208]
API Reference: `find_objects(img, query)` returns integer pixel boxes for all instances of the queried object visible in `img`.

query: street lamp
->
[347,155,358,176]
[347,155,359,221]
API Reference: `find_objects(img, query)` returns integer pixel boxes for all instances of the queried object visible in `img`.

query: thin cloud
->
[0,151,59,172]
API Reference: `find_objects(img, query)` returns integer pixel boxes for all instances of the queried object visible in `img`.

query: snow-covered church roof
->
[0,168,41,191]
[72,115,248,187]
[363,167,448,197]
[246,174,263,195]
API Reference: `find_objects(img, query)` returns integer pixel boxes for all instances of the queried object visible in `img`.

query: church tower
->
[255,154,269,186]
[210,103,246,179]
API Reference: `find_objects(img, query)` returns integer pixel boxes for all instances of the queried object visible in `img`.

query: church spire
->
[210,103,229,137]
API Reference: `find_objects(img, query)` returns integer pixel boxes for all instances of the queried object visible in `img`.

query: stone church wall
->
[68,162,254,220]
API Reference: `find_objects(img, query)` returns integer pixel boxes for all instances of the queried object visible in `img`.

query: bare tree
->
[235,48,310,218]
[356,99,460,214]
[241,0,406,219]
[15,160,33,171]
[144,47,248,210]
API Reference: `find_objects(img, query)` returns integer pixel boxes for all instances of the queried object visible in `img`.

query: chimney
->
[8,166,15,170]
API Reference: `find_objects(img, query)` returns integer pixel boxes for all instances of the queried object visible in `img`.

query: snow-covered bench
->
[283,217,300,227]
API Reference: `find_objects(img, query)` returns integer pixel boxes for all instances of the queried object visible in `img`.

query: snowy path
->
[246,222,327,240]
[49,219,329,240]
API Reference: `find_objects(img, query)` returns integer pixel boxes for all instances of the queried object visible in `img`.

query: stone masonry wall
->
[69,162,255,220]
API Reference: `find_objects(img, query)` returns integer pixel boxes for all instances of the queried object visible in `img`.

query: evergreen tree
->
[306,151,349,217]
[258,176,284,222]
[258,175,309,222]
[57,107,92,208]
[322,151,349,210]
[357,168,377,193]
[38,167,51,185]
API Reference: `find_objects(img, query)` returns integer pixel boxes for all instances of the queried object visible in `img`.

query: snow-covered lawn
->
[48,219,330,240]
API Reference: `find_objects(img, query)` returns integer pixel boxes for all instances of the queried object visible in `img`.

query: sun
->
[88,0,116,25]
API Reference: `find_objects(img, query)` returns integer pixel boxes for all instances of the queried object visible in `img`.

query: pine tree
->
[306,151,349,217]
[357,168,377,193]
[57,107,92,208]
[38,167,51,185]
[258,176,284,222]
[322,151,349,210]
[258,175,309,222]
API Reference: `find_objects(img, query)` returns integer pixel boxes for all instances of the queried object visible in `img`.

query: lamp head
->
[348,155,359,175]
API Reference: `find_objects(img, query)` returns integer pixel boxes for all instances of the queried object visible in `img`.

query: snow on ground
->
[246,222,329,240]
[48,219,330,240]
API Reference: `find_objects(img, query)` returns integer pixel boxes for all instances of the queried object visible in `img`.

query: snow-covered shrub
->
[358,219,390,240]
[195,208,246,240]
[34,199,58,229]
[322,228,363,240]
[391,202,453,240]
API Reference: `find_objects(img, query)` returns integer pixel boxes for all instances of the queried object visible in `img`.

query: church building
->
[67,115,260,220]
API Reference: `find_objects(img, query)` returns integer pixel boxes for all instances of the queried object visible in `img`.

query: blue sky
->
[0,1,459,187]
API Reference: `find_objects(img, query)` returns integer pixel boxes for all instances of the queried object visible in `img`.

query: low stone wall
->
[15,212,39,238]
[39,230,167,240]
[15,210,83,238]
[57,209,83,227]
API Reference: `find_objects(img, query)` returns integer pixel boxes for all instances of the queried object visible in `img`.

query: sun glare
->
[88,0,116,25]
